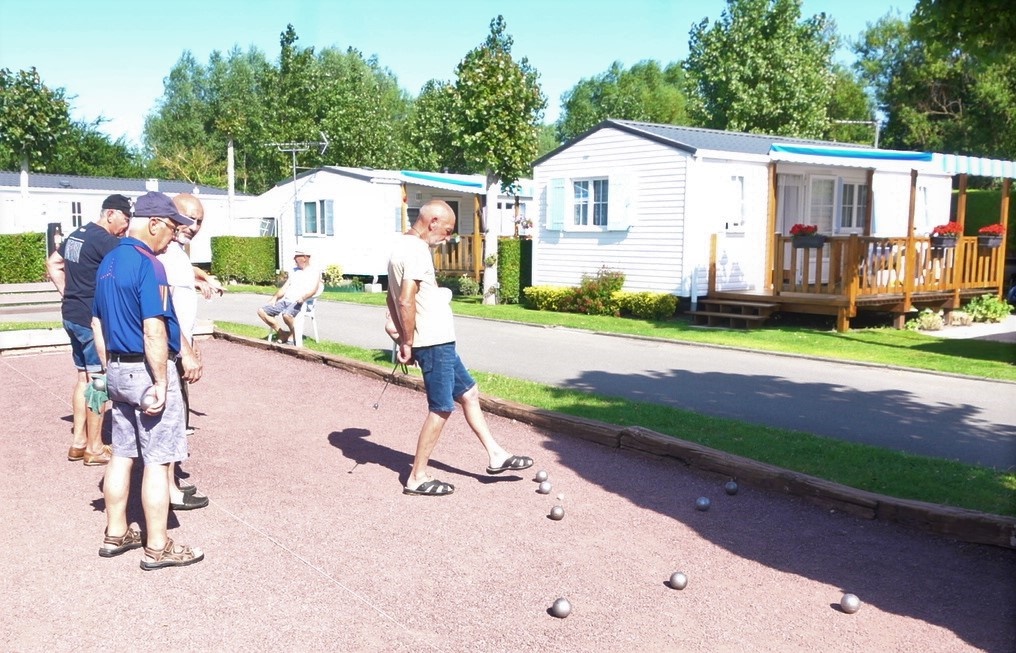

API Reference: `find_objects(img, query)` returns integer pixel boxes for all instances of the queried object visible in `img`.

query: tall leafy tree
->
[853,14,1016,159]
[0,67,71,171]
[52,119,146,178]
[822,64,878,144]
[911,0,1015,61]
[556,60,688,142]
[450,15,546,191]
[683,0,836,138]
[404,79,466,172]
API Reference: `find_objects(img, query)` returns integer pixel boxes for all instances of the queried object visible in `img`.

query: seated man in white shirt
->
[257,249,323,344]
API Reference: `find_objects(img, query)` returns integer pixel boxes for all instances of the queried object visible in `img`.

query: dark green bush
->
[437,273,480,296]
[0,232,47,283]
[497,237,522,304]
[210,236,277,285]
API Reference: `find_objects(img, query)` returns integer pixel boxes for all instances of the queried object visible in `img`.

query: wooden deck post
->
[472,195,483,282]
[708,234,717,294]
[863,169,874,236]
[952,175,968,308]
[997,178,1011,298]
[898,169,919,328]
[765,162,777,290]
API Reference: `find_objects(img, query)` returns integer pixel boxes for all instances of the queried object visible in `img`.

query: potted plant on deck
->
[977,223,1004,248]
[930,222,962,248]
[790,223,826,248]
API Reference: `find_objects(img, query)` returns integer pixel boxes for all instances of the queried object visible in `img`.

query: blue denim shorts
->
[63,319,102,373]
[413,342,475,414]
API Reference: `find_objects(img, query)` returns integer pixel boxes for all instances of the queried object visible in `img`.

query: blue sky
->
[0,0,911,148]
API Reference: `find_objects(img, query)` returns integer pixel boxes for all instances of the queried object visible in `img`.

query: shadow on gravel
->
[543,366,1016,653]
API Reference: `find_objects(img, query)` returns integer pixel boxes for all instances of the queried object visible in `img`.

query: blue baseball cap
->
[133,191,194,226]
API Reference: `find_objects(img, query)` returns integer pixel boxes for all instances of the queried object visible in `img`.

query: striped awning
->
[932,153,1016,179]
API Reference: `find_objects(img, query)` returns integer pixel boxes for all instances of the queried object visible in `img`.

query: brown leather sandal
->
[140,538,204,571]
[99,527,143,558]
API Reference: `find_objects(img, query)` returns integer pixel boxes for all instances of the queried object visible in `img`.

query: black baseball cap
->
[101,194,132,215]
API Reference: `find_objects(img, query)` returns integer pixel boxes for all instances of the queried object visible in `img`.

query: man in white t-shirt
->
[387,200,533,496]
[257,249,323,344]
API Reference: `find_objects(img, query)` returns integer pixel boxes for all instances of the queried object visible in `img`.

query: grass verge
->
[216,320,1016,518]
[227,284,1016,382]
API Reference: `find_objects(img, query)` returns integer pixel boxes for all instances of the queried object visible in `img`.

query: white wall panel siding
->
[533,128,689,294]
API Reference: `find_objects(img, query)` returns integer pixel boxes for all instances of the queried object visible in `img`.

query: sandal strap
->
[103,527,139,547]
[143,538,195,563]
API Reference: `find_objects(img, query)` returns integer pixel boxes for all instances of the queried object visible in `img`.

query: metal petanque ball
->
[139,387,158,411]
[840,593,861,614]
[695,496,711,511]
[538,480,552,495]
[549,505,565,521]
[550,597,572,618]
[91,375,106,392]
[724,480,739,496]
[669,572,688,590]
[534,470,549,483]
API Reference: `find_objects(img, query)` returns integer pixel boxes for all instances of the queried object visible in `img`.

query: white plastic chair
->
[292,285,323,347]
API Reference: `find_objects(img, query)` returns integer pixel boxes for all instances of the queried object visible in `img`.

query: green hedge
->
[0,232,47,283]
[210,236,277,285]
[522,285,573,311]
[497,237,522,303]
[614,291,678,320]
[952,189,1015,255]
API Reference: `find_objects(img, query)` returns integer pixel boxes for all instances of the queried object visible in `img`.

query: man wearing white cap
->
[257,249,322,344]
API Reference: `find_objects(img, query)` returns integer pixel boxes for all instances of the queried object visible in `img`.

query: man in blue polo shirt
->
[91,191,204,570]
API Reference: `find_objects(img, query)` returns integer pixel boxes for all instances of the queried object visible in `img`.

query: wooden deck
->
[707,234,1006,331]
[432,234,483,281]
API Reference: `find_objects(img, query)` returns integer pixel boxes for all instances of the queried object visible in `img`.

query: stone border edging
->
[216,329,1016,550]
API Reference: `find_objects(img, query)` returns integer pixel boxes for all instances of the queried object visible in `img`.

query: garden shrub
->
[614,291,678,320]
[905,308,944,331]
[457,274,481,297]
[964,293,1012,323]
[497,237,522,304]
[322,264,344,286]
[0,232,47,283]
[522,286,572,311]
[570,267,625,316]
[211,236,277,285]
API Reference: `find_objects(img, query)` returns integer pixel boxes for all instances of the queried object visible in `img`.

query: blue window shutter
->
[295,202,303,236]
[324,200,335,236]
[548,178,565,231]
[606,174,634,231]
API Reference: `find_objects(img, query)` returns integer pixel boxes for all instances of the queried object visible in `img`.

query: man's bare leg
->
[406,410,450,489]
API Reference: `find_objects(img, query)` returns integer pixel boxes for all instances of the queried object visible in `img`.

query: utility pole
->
[264,132,329,269]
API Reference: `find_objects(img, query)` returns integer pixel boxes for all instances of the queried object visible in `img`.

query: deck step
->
[688,298,781,329]
[688,310,769,329]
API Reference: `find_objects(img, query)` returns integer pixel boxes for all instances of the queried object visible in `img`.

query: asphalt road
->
[198,292,1016,470]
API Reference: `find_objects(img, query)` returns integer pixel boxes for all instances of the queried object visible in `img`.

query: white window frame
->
[807,175,836,235]
[571,177,609,229]
[71,201,83,228]
[303,200,323,235]
[838,180,868,233]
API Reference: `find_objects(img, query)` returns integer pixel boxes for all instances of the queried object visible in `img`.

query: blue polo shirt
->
[92,237,182,355]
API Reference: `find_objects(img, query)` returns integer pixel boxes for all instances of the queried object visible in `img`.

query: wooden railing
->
[772,234,1003,300]
[432,234,482,280]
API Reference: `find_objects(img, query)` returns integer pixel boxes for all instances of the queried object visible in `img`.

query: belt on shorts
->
[108,353,145,363]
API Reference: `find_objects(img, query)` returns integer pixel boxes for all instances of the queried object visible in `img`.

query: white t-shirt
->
[283,265,321,302]
[158,242,197,343]
[387,233,455,348]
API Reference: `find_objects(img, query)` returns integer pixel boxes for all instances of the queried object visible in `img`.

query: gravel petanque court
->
[2,337,1014,652]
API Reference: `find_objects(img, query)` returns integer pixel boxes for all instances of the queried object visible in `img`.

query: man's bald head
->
[412,200,456,246]
[173,193,205,243]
